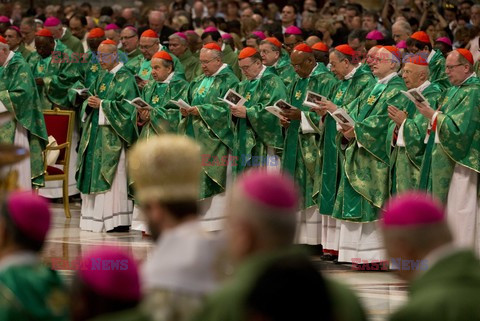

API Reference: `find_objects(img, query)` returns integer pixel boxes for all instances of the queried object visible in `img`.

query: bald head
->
[98,43,119,71]
[446,50,474,86]
[305,35,321,47]
[149,10,165,33]
[291,49,316,78]
[371,47,400,78]
[402,62,429,89]
[392,20,412,44]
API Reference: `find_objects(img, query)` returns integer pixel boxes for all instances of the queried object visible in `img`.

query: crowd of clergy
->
[1,0,480,320]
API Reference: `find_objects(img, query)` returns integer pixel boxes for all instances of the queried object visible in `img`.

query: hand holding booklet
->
[401,89,431,108]
[219,89,247,107]
[329,108,355,127]
[265,99,298,120]
[303,90,327,108]
[169,98,193,111]
[73,88,89,96]
[126,97,153,110]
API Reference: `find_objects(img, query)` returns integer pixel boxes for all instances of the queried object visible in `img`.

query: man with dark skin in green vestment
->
[0,192,69,321]
[381,193,480,321]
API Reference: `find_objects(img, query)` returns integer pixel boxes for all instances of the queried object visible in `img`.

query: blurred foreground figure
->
[0,192,69,321]
[193,170,367,321]
[128,134,225,321]
[70,248,149,321]
[381,192,480,321]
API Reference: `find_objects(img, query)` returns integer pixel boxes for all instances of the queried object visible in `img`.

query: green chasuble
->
[178,49,202,82]
[0,52,48,187]
[15,43,32,61]
[60,28,84,54]
[181,65,239,199]
[390,81,442,194]
[266,49,298,91]
[125,50,186,82]
[428,49,451,90]
[192,247,367,321]
[390,250,480,321]
[282,64,337,209]
[234,67,287,175]
[137,73,189,139]
[333,73,410,222]
[67,51,104,108]
[418,75,480,203]
[222,44,242,80]
[316,64,375,216]
[120,48,142,62]
[76,63,140,194]
[0,259,69,321]
[29,50,81,110]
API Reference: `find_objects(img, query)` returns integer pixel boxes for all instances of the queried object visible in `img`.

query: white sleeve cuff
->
[98,100,110,125]
[300,112,316,134]
[430,111,440,126]
[396,120,406,147]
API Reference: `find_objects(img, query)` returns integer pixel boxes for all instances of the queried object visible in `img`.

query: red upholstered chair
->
[43,108,75,218]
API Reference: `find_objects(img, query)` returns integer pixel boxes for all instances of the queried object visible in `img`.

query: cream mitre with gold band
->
[128,134,202,203]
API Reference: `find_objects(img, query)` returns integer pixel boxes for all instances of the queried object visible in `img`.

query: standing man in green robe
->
[311,44,376,260]
[5,26,32,60]
[120,26,141,61]
[417,49,480,256]
[180,42,239,232]
[388,54,442,194]
[126,29,185,90]
[381,193,480,321]
[259,37,298,91]
[0,192,69,321]
[44,16,84,55]
[406,31,451,90]
[29,29,81,110]
[280,43,337,248]
[233,47,286,175]
[168,32,202,82]
[332,46,410,264]
[76,39,140,233]
[201,27,242,79]
[0,36,47,190]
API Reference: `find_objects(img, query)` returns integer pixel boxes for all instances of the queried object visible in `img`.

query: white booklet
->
[73,88,89,96]
[265,106,287,120]
[329,108,355,127]
[303,90,327,108]
[126,97,153,110]
[265,100,298,120]
[219,89,247,107]
[401,89,431,108]
[169,98,194,111]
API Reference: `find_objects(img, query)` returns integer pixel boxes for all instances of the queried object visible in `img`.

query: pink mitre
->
[435,37,452,47]
[252,31,266,40]
[284,26,302,35]
[105,23,120,31]
[366,30,384,41]
[79,247,141,302]
[237,169,299,211]
[44,17,61,27]
[222,33,233,40]
[7,191,51,242]
[395,40,407,49]
[381,191,445,229]
[204,26,219,33]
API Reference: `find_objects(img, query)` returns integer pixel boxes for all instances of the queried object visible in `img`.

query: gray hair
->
[169,33,187,45]
[393,20,412,35]
[200,47,222,60]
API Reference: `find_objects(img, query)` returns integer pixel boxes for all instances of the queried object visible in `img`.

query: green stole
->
[187,76,216,138]
[138,59,151,80]
[282,77,309,176]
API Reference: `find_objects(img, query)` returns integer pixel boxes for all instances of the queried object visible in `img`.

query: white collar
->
[255,65,267,79]
[0,251,38,273]
[61,27,66,39]
[2,51,14,67]
[221,43,225,51]
[109,62,124,74]
[377,71,397,84]
[427,50,435,63]
[308,63,319,77]
[416,80,431,92]
[460,73,476,85]
[212,63,228,77]
[344,63,361,80]
[160,72,175,84]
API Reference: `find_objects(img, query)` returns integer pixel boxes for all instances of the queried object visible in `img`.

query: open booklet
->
[328,108,355,127]
[218,89,247,107]
[73,88,90,96]
[401,88,431,108]
[265,99,298,120]
[169,98,194,111]
[126,97,154,110]
[303,90,328,108]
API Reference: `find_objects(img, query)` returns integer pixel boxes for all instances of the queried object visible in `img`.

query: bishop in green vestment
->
[259,37,298,91]
[179,43,239,231]
[119,26,142,62]
[0,192,69,321]
[388,55,442,194]
[136,50,189,139]
[311,44,375,256]
[5,27,33,60]
[406,32,451,90]
[232,47,286,175]
[280,44,337,246]
[169,32,202,82]
[417,49,480,254]
[333,46,410,263]
[76,40,140,232]
[201,28,242,79]
[45,17,84,54]
[0,46,48,189]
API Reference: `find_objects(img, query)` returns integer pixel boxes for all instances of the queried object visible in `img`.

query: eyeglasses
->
[120,35,137,41]
[445,64,464,71]
[139,43,157,50]
[200,58,217,65]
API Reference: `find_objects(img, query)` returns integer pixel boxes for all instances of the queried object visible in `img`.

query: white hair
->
[200,47,222,59]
